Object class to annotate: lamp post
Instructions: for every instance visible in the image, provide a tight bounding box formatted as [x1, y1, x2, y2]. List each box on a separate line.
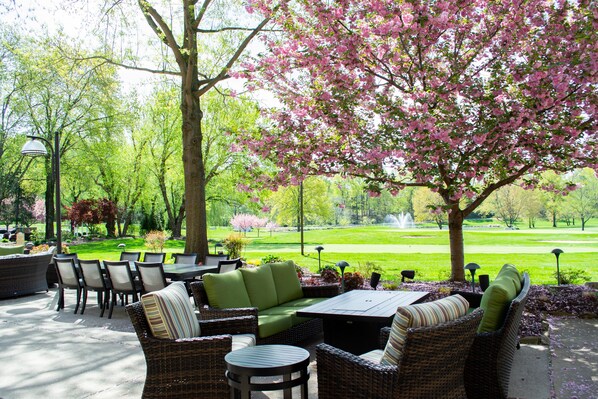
[215, 242, 223, 254]
[315, 245, 324, 273]
[464, 263, 480, 292]
[21, 132, 62, 254]
[551, 248, 564, 285]
[336, 260, 349, 293]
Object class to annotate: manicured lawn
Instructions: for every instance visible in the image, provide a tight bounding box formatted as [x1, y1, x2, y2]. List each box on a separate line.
[67, 224, 598, 285]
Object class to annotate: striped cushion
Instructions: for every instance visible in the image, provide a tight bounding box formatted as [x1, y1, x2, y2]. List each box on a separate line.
[380, 294, 469, 366]
[141, 281, 200, 339]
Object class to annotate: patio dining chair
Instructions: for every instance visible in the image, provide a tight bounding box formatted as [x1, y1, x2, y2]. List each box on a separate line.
[135, 261, 169, 293]
[54, 257, 84, 314]
[119, 251, 141, 262]
[171, 252, 198, 264]
[104, 260, 142, 319]
[78, 259, 111, 317]
[216, 258, 242, 274]
[143, 252, 166, 263]
[204, 253, 228, 266]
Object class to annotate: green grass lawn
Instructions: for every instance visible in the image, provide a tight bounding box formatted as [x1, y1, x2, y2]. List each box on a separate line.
[67, 224, 598, 285]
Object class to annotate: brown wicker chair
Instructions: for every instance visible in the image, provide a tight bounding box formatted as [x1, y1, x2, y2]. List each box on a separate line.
[0, 253, 53, 299]
[316, 308, 484, 399]
[190, 281, 339, 345]
[460, 272, 531, 399]
[126, 301, 258, 399]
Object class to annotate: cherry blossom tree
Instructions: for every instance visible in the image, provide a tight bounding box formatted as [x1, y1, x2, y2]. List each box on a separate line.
[240, 0, 598, 280]
[230, 213, 258, 235]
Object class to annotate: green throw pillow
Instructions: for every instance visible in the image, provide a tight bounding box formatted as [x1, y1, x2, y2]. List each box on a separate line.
[497, 264, 522, 292]
[203, 269, 252, 309]
[478, 275, 517, 333]
[240, 264, 279, 310]
[380, 294, 469, 366]
[269, 261, 304, 304]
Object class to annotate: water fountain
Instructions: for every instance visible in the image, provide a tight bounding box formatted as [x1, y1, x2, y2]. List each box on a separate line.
[384, 212, 415, 228]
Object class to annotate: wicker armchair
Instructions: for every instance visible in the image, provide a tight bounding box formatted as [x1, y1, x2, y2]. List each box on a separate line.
[190, 281, 338, 345]
[316, 308, 483, 399]
[459, 272, 531, 399]
[126, 301, 258, 399]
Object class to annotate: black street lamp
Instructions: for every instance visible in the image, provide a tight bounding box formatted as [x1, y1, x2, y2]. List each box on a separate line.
[215, 242, 223, 254]
[336, 260, 349, 293]
[464, 263, 480, 292]
[315, 245, 324, 273]
[21, 132, 62, 254]
[551, 248, 564, 285]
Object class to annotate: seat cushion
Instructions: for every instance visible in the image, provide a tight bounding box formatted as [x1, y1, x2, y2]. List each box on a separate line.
[231, 334, 256, 351]
[359, 349, 384, 364]
[203, 269, 252, 309]
[240, 265, 278, 311]
[141, 281, 200, 339]
[256, 314, 293, 338]
[380, 294, 469, 366]
[259, 306, 311, 326]
[478, 275, 517, 333]
[283, 297, 329, 308]
[497, 263, 522, 292]
[269, 261, 304, 304]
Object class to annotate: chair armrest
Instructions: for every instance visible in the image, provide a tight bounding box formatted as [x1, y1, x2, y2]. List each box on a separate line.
[199, 306, 258, 320]
[302, 284, 339, 298]
[316, 343, 398, 398]
[450, 290, 483, 308]
[379, 327, 391, 348]
[199, 315, 258, 336]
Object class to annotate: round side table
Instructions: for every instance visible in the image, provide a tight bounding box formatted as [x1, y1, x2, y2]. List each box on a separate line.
[225, 344, 310, 399]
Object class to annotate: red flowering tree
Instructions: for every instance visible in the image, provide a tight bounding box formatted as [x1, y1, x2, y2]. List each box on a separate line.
[240, 0, 598, 280]
[67, 198, 117, 237]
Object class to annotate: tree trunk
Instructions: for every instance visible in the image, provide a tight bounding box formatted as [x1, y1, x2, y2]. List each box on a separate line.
[581, 217, 585, 231]
[182, 78, 209, 261]
[552, 211, 557, 227]
[447, 208, 466, 282]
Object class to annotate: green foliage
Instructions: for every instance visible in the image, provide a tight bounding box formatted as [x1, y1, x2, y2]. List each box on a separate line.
[343, 272, 365, 291]
[261, 254, 285, 264]
[321, 267, 340, 283]
[355, 261, 382, 277]
[223, 233, 246, 259]
[556, 268, 592, 285]
[144, 230, 166, 252]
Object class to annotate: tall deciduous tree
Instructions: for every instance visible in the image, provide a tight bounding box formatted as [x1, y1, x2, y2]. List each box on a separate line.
[566, 168, 598, 231]
[242, 0, 598, 280]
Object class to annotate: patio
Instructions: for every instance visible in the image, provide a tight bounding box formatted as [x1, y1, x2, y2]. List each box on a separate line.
[0, 288, 594, 399]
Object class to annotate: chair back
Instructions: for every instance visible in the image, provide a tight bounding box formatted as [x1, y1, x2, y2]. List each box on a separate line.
[135, 262, 168, 293]
[55, 252, 78, 260]
[204, 254, 228, 266]
[172, 253, 198, 264]
[119, 251, 141, 262]
[79, 259, 107, 290]
[105, 260, 136, 291]
[54, 257, 80, 288]
[395, 308, 484, 398]
[143, 252, 166, 263]
[217, 258, 241, 274]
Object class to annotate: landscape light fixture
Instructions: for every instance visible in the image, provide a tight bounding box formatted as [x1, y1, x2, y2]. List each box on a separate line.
[215, 242, 223, 254]
[464, 263, 481, 292]
[551, 248, 564, 285]
[21, 132, 62, 254]
[315, 245, 324, 273]
[118, 243, 126, 252]
[336, 260, 349, 293]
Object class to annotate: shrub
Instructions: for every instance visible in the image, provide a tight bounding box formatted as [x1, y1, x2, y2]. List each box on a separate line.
[261, 254, 285, 264]
[145, 230, 166, 252]
[321, 267, 340, 283]
[223, 233, 246, 259]
[555, 268, 592, 284]
[356, 261, 382, 276]
[343, 272, 365, 291]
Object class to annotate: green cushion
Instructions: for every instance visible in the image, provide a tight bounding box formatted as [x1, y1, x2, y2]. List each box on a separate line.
[478, 275, 517, 333]
[240, 264, 279, 311]
[0, 245, 24, 255]
[282, 297, 329, 308]
[256, 314, 293, 338]
[260, 306, 311, 326]
[269, 261, 304, 304]
[380, 294, 469, 366]
[202, 270, 252, 309]
[497, 264, 522, 292]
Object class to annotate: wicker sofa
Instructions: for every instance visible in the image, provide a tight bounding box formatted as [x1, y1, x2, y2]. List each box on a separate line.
[453, 264, 531, 399]
[191, 261, 338, 345]
[0, 252, 54, 299]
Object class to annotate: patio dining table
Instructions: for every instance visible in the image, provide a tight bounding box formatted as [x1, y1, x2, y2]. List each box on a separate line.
[100, 261, 218, 281]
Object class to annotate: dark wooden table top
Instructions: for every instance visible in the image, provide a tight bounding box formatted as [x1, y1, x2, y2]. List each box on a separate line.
[225, 344, 310, 376]
[296, 289, 430, 323]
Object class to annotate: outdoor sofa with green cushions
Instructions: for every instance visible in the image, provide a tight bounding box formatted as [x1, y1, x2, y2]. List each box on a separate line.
[452, 263, 531, 399]
[190, 261, 339, 345]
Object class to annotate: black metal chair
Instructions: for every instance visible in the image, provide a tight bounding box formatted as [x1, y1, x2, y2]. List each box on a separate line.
[216, 258, 242, 274]
[78, 259, 111, 317]
[172, 253, 198, 264]
[135, 262, 169, 293]
[204, 254, 228, 266]
[143, 252, 166, 263]
[119, 251, 141, 262]
[54, 257, 83, 314]
[104, 260, 142, 319]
